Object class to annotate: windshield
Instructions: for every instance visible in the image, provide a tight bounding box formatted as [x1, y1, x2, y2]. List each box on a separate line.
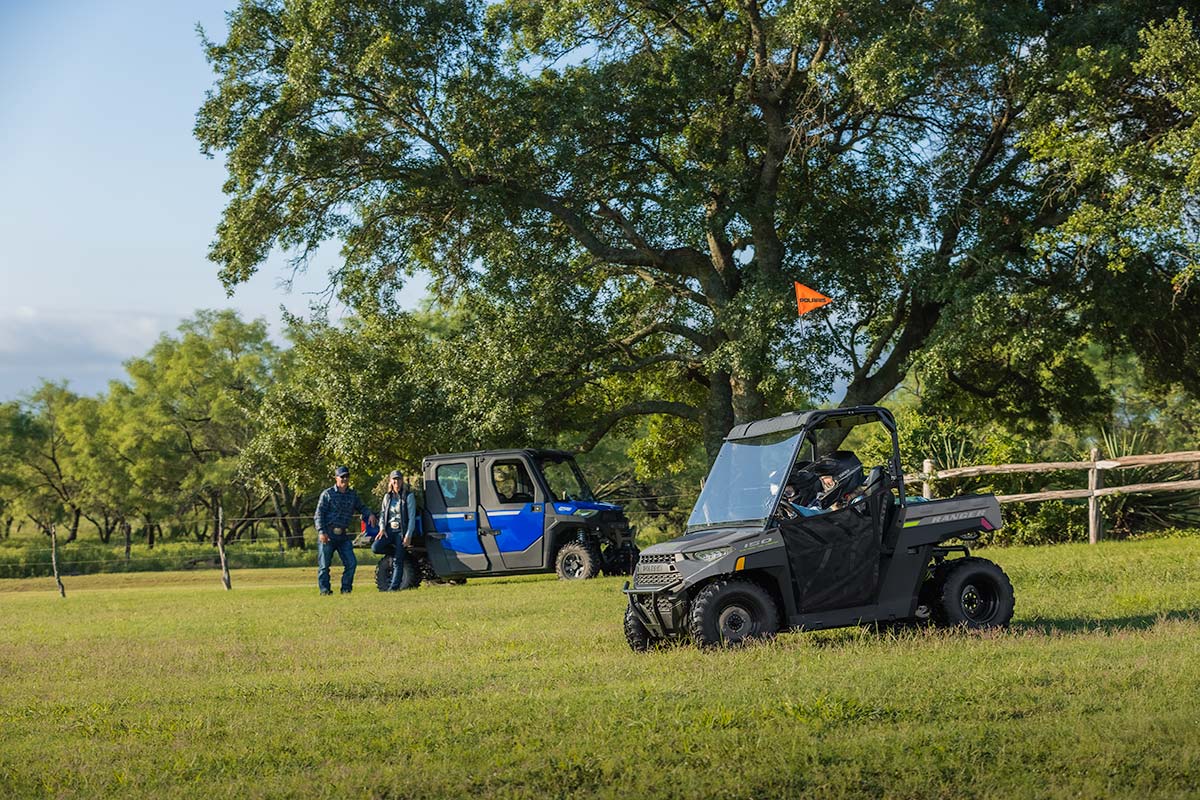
[537, 456, 596, 502]
[687, 430, 804, 530]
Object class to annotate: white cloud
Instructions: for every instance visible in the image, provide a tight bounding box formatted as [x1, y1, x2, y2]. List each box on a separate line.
[0, 306, 183, 398]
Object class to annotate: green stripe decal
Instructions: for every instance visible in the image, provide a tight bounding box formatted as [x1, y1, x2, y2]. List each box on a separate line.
[903, 520, 920, 527]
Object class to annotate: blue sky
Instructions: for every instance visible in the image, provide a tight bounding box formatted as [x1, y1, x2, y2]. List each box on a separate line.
[0, 1, 425, 400]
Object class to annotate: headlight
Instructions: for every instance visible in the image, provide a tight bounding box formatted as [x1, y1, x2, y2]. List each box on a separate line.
[573, 508, 599, 518]
[687, 546, 731, 562]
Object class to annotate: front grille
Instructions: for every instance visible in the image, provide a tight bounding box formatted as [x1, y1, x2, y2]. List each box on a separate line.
[634, 571, 678, 588]
[634, 552, 679, 589]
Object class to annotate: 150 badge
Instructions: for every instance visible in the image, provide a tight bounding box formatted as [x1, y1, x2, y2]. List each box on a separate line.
[739, 535, 777, 551]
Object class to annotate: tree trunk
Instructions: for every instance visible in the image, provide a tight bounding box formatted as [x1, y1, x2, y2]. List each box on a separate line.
[730, 370, 768, 425]
[2, 516, 12, 539]
[276, 482, 306, 549]
[50, 524, 66, 598]
[146, 519, 155, 549]
[100, 517, 115, 544]
[210, 492, 222, 547]
[217, 505, 232, 590]
[270, 487, 290, 550]
[123, 521, 132, 563]
[64, 508, 80, 543]
[703, 370, 736, 461]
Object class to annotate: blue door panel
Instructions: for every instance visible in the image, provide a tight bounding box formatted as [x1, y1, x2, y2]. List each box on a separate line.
[486, 505, 545, 553]
[431, 512, 482, 554]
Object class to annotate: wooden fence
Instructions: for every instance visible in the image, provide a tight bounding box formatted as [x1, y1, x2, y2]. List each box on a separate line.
[905, 449, 1200, 544]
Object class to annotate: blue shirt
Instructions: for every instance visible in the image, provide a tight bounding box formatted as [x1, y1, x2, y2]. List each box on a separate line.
[314, 485, 372, 535]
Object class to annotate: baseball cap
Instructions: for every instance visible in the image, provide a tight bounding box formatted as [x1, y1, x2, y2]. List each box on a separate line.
[334, 466, 350, 477]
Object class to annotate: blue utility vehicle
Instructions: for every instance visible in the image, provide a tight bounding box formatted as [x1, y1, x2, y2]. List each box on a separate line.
[377, 449, 637, 588]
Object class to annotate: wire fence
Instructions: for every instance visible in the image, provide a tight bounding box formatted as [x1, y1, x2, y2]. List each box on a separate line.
[2, 488, 705, 589]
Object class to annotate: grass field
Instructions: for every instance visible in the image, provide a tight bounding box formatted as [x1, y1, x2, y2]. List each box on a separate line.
[3, 538, 1200, 799]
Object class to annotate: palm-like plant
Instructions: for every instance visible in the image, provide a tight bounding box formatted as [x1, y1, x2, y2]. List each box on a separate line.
[1100, 429, 1200, 536]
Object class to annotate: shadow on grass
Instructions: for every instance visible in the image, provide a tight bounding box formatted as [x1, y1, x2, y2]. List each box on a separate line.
[805, 609, 1200, 647]
[1013, 608, 1200, 635]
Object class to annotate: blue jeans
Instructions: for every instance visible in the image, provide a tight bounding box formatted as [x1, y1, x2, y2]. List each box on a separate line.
[317, 533, 357, 593]
[371, 533, 409, 590]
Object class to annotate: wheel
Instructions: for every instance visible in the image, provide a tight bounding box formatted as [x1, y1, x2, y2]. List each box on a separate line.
[375, 557, 393, 592]
[931, 557, 1015, 629]
[399, 557, 421, 590]
[374, 554, 421, 591]
[602, 542, 639, 576]
[555, 540, 601, 580]
[687, 578, 779, 647]
[624, 603, 660, 652]
[415, 556, 465, 585]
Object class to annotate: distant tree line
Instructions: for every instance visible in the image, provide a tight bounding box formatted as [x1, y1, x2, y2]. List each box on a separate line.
[0, 307, 705, 550]
[2, 299, 1197, 553]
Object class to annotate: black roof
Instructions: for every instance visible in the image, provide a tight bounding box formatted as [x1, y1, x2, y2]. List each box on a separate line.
[725, 405, 896, 441]
[423, 448, 575, 463]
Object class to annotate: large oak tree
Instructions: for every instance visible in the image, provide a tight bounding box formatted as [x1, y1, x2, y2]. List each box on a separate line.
[197, 0, 1197, 457]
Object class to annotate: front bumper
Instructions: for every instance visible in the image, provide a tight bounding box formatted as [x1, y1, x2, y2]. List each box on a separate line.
[624, 581, 687, 638]
[624, 549, 730, 638]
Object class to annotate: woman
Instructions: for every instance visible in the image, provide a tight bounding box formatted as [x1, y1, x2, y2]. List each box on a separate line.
[372, 470, 419, 590]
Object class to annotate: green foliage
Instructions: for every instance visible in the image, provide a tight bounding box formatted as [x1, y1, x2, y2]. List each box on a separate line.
[849, 407, 1026, 477]
[997, 501, 1090, 547]
[195, 0, 1200, 460]
[114, 310, 281, 529]
[1023, 10, 1200, 288]
[1099, 428, 1200, 536]
[8, 383, 86, 534]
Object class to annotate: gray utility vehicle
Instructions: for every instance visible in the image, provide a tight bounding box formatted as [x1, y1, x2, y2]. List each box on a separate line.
[375, 448, 637, 590]
[623, 406, 1015, 648]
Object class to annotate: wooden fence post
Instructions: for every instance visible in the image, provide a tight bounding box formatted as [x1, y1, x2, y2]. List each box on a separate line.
[49, 523, 66, 598]
[1088, 447, 1104, 544]
[922, 459, 934, 499]
[217, 506, 232, 590]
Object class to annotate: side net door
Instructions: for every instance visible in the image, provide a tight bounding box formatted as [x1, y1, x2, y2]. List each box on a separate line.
[779, 498, 882, 613]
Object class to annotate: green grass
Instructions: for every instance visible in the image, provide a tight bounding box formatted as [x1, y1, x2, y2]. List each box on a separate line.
[2, 538, 1200, 799]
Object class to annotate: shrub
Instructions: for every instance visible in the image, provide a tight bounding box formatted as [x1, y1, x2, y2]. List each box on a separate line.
[987, 500, 1088, 546]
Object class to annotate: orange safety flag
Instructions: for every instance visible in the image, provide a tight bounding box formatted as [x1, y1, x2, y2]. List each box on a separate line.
[794, 282, 832, 316]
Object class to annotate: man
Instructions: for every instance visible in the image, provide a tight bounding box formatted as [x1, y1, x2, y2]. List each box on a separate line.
[371, 470, 419, 591]
[314, 466, 377, 595]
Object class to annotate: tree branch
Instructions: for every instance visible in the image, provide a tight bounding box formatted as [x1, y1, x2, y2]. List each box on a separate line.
[572, 400, 702, 453]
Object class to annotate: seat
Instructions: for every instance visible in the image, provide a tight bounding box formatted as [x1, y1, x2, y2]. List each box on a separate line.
[862, 466, 885, 497]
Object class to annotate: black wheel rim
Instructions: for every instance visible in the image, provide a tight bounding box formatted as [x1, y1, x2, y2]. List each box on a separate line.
[960, 580, 999, 623]
[717, 602, 757, 643]
[563, 552, 584, 578]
